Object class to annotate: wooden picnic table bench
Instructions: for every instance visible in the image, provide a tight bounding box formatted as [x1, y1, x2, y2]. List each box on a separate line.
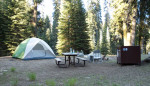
[76, 57, 87, 66]
[55, 58, 68, 68]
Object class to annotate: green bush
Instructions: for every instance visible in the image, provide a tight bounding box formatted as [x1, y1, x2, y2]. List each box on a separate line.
[46, 80, 56, 86]
[27, 72, 36, 81]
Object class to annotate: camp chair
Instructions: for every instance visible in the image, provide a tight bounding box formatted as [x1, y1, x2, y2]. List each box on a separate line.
[90, 50, 102, 63]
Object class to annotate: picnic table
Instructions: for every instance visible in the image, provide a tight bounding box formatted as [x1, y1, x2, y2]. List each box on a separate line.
[62, 53, 78, 66]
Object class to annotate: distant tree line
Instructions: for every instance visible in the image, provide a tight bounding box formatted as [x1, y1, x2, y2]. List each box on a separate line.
[0, 0, 51, 56]
[0, 0, 149, 56]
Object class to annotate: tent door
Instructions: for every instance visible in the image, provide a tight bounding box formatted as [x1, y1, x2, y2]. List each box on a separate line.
[32, 50, 45, 57]
[32, 43, 46, 57]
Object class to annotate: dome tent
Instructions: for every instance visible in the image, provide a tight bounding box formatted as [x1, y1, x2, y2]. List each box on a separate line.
[12, 38, 55, 60]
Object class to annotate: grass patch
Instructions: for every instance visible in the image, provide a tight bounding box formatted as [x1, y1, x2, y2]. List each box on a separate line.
[75, 75, 110, 86]
[64, 78, 77, 86]
[112, 83, 120, 86]
[10, 67, 16, 72]
[0, 74, 7, 84]
[27, 72, 36, 81]
[45, 80, 56, 86]
[29, 83, 43, 86]
[10, 78, 18, 86]
[0, 70, 9, 84]
[3, 72, 7, 76]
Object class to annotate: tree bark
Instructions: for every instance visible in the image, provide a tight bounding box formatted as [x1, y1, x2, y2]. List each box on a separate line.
[123, 0, 137, 46]
[33, 2, 37, 37]
[123, 0, 132, 46]
[123, 22, 128, 46]
[130, 0, 137, 46]
[140, 37, 144, 54]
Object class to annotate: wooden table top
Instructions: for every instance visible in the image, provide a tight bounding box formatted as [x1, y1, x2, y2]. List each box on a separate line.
[62, 53, 78, 56]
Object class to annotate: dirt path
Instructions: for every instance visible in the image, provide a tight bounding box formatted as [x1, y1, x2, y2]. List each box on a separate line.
[0, 56, 150, 86]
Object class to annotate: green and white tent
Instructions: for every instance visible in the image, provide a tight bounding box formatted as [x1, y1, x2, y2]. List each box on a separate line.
[12, 38, 56, 60]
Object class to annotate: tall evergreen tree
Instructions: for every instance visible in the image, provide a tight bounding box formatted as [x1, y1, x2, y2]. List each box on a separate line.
[0, 0, 12, 56]
[111, 0, 137, 45]
[101, 12, 109, 55]
[9, 0, 33, 54]
[103, 0, 111, 54]
[101, 25, 108, 55]
[87, 0, 102, 50]
[110, 0, 150, 54]
[50, 0, 61, 54]
[137, 0, 150, 53]
[43, 16, 51, 45]
[110, 0, 127, 54]
[56, 0, 90, 54]
[0, 0, 33, 56]
[45, 16, 51, 30]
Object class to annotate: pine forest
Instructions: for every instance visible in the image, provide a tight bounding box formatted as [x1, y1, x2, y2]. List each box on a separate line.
[0, 0, 150, 56]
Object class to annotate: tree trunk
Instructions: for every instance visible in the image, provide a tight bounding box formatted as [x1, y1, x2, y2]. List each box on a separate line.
[33, 2, 37, 37]
[123, 0, 137, 46]
[130, 0, 137, 46]
[123, 22, 130, 46]
[123, 0, 132, 46]
[144, 42, 146, 54]
[140, 37, 144, 54]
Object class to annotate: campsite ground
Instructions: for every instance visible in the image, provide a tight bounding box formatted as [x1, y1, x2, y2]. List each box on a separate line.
[0, 55, 150, 86]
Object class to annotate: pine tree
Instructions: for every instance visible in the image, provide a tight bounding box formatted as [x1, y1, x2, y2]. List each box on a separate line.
[45, 16, 51, 42]
[9, 0, 33, 54]
[0, 0, 12, 56]
[87, 0, 102, 50]
[56, 0, 90, 54]
[43, 16, 51, 45]
[110, 0, 127, 54]
[0, 0, 33, 56]
[111, 0, 138, 46]
[101, 28, 108, 55]
[137, 0, 150, 53]
[101, 13, 109, 55]
[50, 0, 61, 54]
[99, 0, 110, 55]
[110, 0, 138, 54]
[70, 0, 91, 53]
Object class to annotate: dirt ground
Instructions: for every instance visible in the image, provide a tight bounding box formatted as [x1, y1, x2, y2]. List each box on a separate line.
[0, 55, 150, 86]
